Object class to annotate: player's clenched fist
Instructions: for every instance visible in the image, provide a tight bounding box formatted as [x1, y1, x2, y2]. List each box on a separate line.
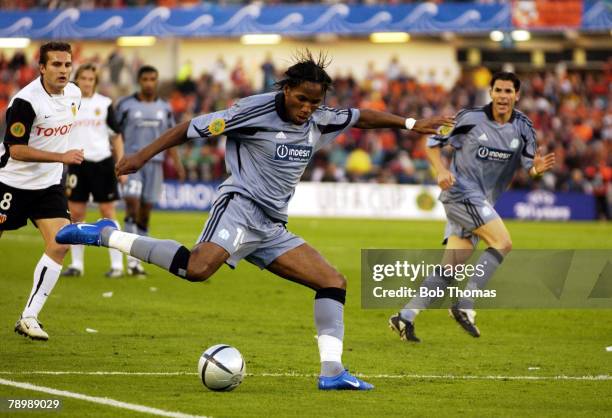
[62, 149, 84, 165]
[115, 154, 145, 176]
[437, 168, 455, 190]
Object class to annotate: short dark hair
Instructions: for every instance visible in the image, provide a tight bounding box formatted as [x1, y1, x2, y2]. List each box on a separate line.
[276, 50, 332, 93]
[39, 42, 72, 66]
[137, 65, 158, 79]
[74, 63, 99, 87]
[490, 71, 521, 92]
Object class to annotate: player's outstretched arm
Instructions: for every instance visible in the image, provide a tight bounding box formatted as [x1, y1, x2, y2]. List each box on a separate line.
[116, 120, 189, 176]
[529, 147, 556, 178]
[354, 109, 454, 134]
[9, 144, 84, 165]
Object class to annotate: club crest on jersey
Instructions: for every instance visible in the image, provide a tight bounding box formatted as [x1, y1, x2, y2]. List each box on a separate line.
[477, 146, 513, 162]
[438, 125, 452, 136]
[95, 108, 101, 116]
[9, 122, 25, 138]
[208, 118, 225, 136]
[274, 144, 313, 162]
[510, 138, 520, 149]
[71, 102, 77, 117]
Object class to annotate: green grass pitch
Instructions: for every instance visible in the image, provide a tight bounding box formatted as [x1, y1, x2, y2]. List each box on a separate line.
[1, 213, 610, 417]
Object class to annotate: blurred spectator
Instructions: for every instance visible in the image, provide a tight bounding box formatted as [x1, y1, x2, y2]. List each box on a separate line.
[261, 53, 276, 93]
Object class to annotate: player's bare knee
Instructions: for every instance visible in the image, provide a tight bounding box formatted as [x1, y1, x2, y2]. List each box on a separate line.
[47, 243, 69, 261]
[325, 271, 346, 289]
[185, 263, 214, 282]
[185, 246, 218, 282]
[99, 207, 115, 220]
[491, 238, 512, 254]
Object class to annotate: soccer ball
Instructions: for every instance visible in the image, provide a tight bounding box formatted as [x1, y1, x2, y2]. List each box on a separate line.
[198, 344, 245, 391]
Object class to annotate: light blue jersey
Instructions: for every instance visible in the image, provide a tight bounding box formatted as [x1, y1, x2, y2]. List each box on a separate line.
[428, 103, 536, 205]
[188, 92, 360, 221]
[115, 94, 175, 163]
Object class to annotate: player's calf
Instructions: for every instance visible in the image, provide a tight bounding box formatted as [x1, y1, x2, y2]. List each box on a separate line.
[56, 220, 227, 282]
[185, 243, 229, 282]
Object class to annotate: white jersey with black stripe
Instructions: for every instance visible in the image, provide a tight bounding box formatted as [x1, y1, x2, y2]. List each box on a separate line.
[69, 92, 117, 163]
[0, 77, 81, 190]
[187, 92, 360, 221]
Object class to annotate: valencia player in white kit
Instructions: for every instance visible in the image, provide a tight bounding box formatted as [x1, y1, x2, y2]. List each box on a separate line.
[61, 63, 125, 278]
[0, 42, 83, 340]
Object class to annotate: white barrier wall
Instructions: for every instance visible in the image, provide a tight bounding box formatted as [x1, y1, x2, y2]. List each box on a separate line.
[288, 182, 445, 220]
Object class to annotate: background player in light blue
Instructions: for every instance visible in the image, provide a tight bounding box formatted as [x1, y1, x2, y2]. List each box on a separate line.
[115, 65, 185, 276]
[390, 72, 556, 342]
[58, 51, 453, 390]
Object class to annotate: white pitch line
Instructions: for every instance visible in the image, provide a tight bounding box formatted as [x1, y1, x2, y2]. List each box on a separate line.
[0, 371, 609, 381]
[0, 378, 209, 418]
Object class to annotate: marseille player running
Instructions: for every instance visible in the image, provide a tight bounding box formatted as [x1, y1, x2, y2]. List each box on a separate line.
[389, 72, 555, 342]
[0, 42, 82, 340]
[61, 63, 125, 278]
[57, 51, 452, 389]
[114, 65, 185, 276]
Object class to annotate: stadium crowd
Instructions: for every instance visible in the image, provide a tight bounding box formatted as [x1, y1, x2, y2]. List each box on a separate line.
[0, 50, 610, 218]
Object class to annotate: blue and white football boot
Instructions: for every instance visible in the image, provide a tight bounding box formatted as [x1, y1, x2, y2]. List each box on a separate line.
[318, 370, 374, 391]
[56, 218, 117, 246]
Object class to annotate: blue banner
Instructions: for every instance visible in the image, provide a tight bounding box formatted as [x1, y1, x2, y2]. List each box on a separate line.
[495, 190, 597, 221]
[0, 1, 607, 40]
[156, 181, 221, 211]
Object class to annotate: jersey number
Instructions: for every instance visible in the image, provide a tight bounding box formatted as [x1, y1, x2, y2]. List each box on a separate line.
[126, 180, 143, 196]
[233, 227, 245, 248]
[0, 193, 13, 210]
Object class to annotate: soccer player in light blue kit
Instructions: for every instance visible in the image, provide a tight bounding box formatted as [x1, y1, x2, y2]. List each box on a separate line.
[389, 72, 556, 342]
[115, 65, 185, 276]
[57, 52, 452, 390]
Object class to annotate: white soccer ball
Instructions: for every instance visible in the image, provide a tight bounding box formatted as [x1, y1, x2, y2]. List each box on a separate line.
[198, 344, 245, 391]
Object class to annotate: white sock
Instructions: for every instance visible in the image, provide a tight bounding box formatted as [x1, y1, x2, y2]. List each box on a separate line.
[317, 334, 343, 363]
[107, 219, 124, 270]
[22, 253, 62, 319]
[123, 218, 141, 268]
[109, 249, 124, 270]
[70, 244, 84, 271]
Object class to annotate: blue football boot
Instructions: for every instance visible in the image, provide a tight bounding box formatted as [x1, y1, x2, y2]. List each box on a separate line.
[56, 219, 117, 246]
[318, 370, 374, 391]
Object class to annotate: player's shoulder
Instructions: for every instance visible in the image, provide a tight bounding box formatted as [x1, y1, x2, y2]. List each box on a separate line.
[10, 77, 44, 105]
[455, 106, 486, 122]
[220, 93, 276, 121]
[234, 92, 276, 110]
[312, 105, 351, 124]
[157, 97, 173, 111]
[115, 93, 138, 109]
[512, 109, 533, 127]
[92, 92, 112, 106]
[65, 81, 81, 99]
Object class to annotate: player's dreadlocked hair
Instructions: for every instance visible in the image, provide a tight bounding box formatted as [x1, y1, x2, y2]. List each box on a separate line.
[276, 50, 332, 93]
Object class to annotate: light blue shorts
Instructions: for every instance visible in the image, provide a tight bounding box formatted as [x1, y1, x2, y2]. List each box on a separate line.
[196, 193, 304, 269]
[442, 198, 501, 246]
